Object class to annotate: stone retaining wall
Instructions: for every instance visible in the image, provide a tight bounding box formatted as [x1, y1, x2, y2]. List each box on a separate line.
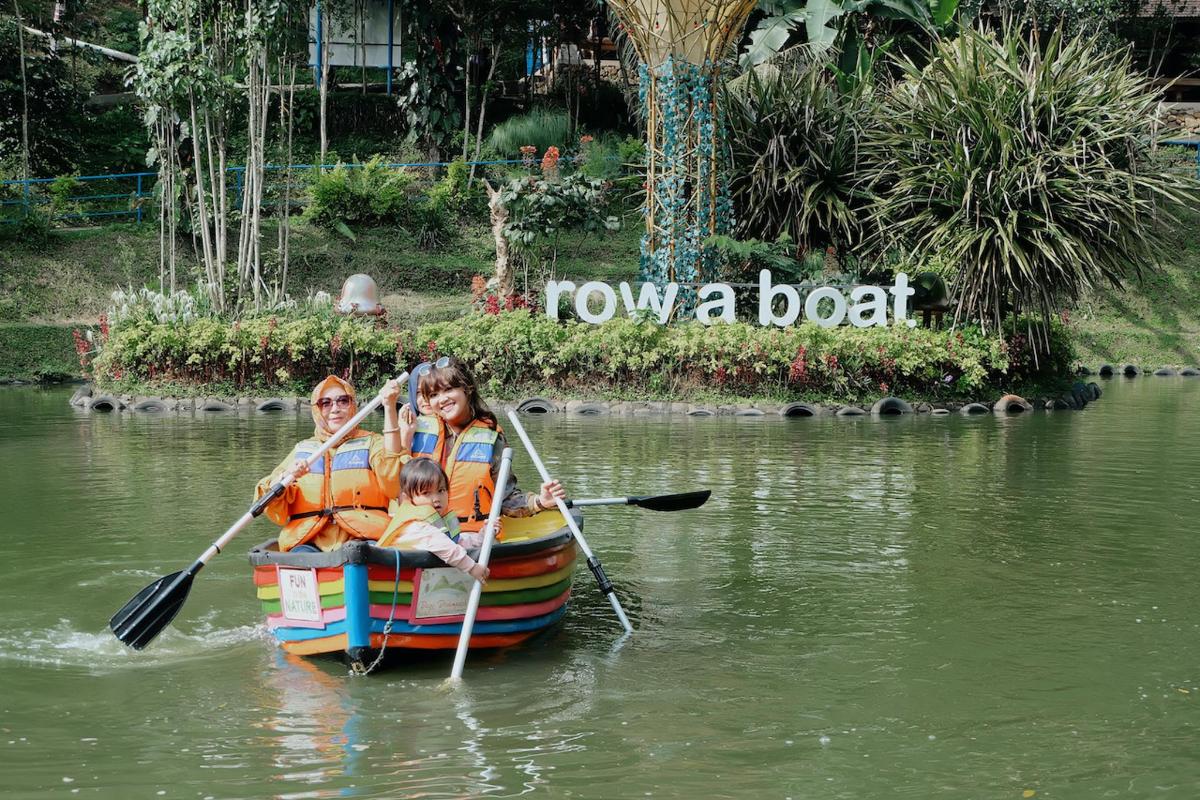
[70, 365, 1200, 417]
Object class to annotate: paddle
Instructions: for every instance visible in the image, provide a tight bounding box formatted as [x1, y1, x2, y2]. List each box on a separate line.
[505, 410, 634, 634]
[565, 490, 711, 512]
[449, 447, 514, 681]
[109, 372, 409, 650]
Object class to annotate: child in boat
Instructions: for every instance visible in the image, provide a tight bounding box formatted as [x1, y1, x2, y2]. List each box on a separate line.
[399, 357, 565, 534]
[378, 458, 490, 583]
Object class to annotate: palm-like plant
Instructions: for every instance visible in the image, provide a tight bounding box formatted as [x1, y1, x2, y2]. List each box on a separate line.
[724, 58, 875, 252]
[866, 23, 1200, 335]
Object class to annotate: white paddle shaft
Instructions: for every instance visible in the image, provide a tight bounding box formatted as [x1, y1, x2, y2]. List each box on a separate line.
[505, 411, 633, 634]
[450, 447, 514, 680]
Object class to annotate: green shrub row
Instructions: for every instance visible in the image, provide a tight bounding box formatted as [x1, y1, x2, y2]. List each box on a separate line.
[90, 310, 1072, 401]
[0, 324, 87, 381]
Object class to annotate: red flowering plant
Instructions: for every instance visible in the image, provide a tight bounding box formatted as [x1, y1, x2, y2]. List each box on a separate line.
[469, 274, 540, 316]
[541, 146, 561, 180]
[519, 145, 538, 170]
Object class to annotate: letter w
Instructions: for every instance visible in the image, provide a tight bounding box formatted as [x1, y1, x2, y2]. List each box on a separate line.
[619, 282, 679, 324]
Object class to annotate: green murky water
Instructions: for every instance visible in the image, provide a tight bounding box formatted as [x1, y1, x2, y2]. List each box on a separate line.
[1, 379, 1199, 799]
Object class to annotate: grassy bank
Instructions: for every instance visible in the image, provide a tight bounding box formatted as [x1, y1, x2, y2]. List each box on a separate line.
[0, 324, 85, 381]
[0, 217, 642, 326]
[1070, 214, 1200, 368]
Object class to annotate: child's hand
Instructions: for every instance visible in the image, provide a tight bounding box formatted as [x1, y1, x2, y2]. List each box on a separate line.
[286, 459, 309, 481]
[469, 563, 490, 584]
[538, 480, 566, 510]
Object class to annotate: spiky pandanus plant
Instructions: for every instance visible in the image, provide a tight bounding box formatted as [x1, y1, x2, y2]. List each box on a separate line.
[866, 23, 1200, 346]
[724, 59, 875, 253]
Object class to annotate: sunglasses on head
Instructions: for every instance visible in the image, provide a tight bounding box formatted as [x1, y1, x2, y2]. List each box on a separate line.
[415, 356, 451, 378]
[316, 394, 352, 411]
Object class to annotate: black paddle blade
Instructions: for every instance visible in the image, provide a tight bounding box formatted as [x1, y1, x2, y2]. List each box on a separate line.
[109, 570, 194, 650]
[631, 490, 711, 512]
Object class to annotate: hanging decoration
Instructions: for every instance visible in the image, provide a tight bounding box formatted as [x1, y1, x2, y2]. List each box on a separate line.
[607, 0, 757, 290]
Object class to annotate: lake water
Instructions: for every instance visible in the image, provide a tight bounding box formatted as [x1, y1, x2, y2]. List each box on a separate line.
[1, 379, 1198, 799]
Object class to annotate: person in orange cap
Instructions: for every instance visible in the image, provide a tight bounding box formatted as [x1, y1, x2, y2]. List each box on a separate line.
[255, 375, 404, 552]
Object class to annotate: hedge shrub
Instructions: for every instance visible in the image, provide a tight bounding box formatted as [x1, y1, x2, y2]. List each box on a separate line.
[91, 310, 1071, 401]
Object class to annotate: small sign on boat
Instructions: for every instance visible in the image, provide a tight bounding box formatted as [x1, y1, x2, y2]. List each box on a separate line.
[277, 567, 322, 623]
[411, 568, 475, 623]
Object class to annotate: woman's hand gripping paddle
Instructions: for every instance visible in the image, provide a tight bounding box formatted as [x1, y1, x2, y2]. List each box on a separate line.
[108, 372, 410, 650]
[505, 410, 634, 634]
[565, 490, 711, 512]
[448, 447, 514, 681]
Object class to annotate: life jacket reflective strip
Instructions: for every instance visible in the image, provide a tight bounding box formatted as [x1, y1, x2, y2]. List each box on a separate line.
[377, 500, 462, 548]
[411, 415, 444, 460]
[278, 434, 391, 551]
[444, 421, 500, 533]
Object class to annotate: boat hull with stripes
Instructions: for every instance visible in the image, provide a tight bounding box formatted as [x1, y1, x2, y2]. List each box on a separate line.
[248, 510, 578, 659]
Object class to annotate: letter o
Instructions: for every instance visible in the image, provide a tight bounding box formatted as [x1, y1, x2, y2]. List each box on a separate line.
[804, 287, 848, 328]
[576, 281, 617, 324]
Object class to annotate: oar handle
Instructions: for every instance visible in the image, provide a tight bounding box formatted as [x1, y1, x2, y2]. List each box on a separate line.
[505, 410, 633, 634]
[450, 447, 513, 680]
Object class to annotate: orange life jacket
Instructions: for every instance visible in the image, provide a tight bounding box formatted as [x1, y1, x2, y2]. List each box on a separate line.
[410, 414, 446, 461]
[377, 500, 462, 548]
[277, 434, 391, 551]
[417, 417, 501, 534]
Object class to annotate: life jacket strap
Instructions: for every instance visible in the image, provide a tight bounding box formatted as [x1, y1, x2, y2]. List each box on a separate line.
[291, 505, 387, 521]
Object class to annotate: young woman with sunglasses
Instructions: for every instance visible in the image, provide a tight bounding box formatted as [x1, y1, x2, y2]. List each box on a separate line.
[397, 358, 565, 536]
[254, 375, 405, 552]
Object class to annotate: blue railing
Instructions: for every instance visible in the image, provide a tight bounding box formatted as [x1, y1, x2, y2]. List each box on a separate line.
[0, 159, 534, 225]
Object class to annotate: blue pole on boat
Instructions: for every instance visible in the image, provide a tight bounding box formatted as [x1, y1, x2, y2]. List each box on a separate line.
[343, 562, 371, 652]
[386, 0, 394, 96]
[135, 174, 143, 223]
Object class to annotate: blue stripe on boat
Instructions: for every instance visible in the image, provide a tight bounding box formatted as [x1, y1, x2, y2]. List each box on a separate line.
[270, 605, 568, 642]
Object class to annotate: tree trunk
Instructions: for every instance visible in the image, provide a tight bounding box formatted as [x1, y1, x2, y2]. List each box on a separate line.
[319, 7, 330, 164]
[13, 1, 31, 198]
[468, 41, 499, 187]
[484, 180, 513, 295]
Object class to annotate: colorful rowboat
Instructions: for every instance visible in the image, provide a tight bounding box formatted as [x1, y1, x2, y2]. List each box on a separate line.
[248, 510, 579, 662]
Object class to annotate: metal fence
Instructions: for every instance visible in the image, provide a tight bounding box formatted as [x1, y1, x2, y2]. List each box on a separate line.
[3, 142, 1196, 227]
[0, 159, 535, 226]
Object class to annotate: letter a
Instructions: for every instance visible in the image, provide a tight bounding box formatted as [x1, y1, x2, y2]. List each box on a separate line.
[848, 286, 888, 328]
[696, 283, 736, 325]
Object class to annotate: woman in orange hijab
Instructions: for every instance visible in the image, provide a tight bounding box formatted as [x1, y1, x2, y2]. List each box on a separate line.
[255, 375, 404, 552]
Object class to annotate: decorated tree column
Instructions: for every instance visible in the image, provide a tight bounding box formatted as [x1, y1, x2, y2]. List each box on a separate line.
[608, 1, 756, 288]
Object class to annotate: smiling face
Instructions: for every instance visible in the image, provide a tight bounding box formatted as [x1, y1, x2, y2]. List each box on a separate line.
[428, 385, 471, 429]
[317, 386, 354, 432]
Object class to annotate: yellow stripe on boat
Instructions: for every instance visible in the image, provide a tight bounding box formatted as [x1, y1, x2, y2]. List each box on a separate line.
[367, 562, 575, 593]
[501, 510, 568, 542]
[257, 578, 344, 601]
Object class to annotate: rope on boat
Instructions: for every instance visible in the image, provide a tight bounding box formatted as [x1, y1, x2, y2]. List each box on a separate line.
[350, 549, 401, 677]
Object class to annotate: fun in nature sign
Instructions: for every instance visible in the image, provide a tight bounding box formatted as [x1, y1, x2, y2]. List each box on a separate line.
[546, 271, 919, 328]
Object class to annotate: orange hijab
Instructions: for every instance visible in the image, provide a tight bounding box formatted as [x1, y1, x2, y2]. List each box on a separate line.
[309, 375, 367, 443]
